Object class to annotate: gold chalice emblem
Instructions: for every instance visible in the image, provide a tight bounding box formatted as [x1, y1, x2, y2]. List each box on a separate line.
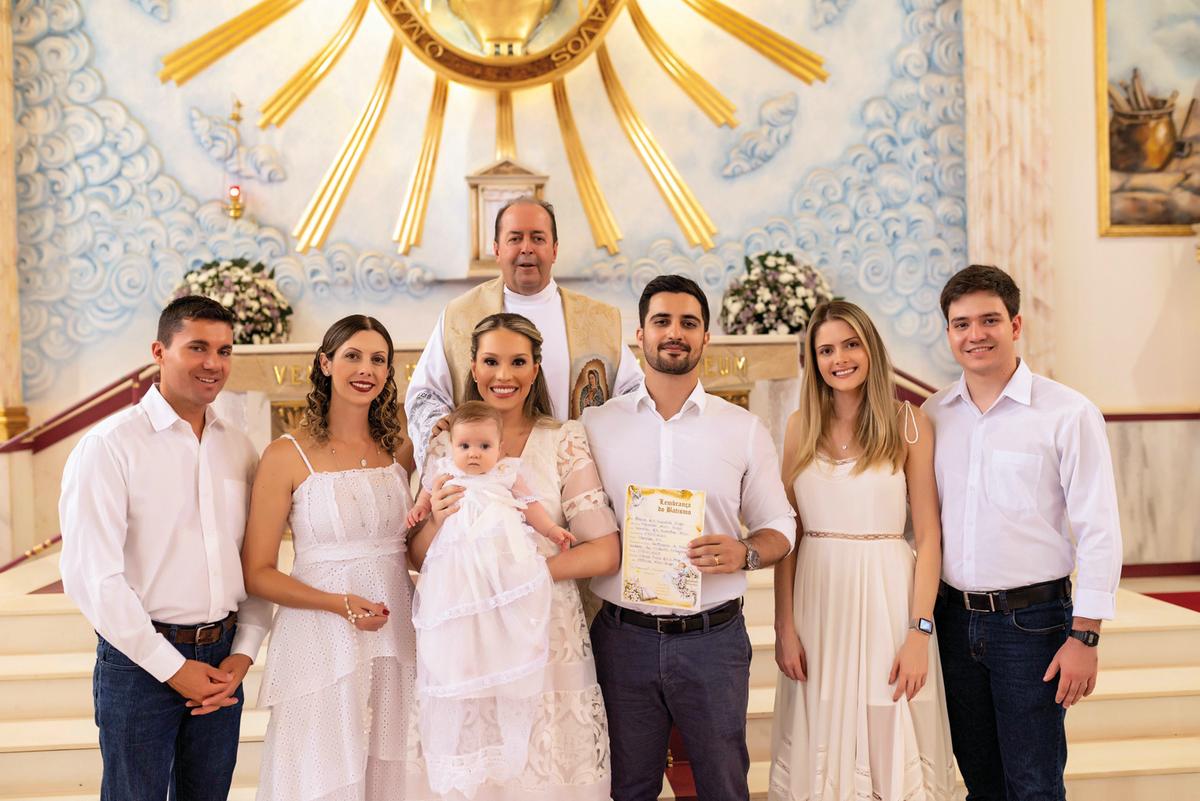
[449, 0, 556, 56]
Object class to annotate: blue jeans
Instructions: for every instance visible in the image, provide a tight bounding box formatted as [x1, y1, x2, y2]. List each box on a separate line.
[93, 624, 244, 801]
[934, 594, 1071, 801]
[591, 604, 752, 801]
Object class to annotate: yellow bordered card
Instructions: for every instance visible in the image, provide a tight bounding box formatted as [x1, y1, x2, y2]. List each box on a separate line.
[620, 485, 705, 612]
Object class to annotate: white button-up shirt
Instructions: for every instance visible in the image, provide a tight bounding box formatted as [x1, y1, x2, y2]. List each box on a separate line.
[923, 360, 1122, 620]
[584, 381, 796, 614]
[59, 385, 272, 682]
[405, 280, 644, 466]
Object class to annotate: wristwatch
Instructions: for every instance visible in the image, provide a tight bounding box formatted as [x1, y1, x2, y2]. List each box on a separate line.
[1068, 629, 1100, 647]
[909, 617, 934, 635]
[741, 540, 761, 571]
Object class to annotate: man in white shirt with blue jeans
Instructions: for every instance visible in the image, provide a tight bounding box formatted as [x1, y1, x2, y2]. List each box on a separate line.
[60, 296, 272, 801]
[923, 265, 1122, 801]
[583, 275, 796, 801]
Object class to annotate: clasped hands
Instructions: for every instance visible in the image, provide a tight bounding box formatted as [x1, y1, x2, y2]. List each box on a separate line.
[171, 653, 252, 717]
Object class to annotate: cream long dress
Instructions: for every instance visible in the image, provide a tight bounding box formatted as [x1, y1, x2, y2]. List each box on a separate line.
[768, 454, 956, 801]
[423, 419, 615, 801]
[256, 435, 431, 801]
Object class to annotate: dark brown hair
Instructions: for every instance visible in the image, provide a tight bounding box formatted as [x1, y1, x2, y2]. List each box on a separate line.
[157, 295, 234, 346]
[638, 274, 711, 330]
[939, 264, 1021, 321]
[300, 315, 405, 456]
[465, 313, 555, 422]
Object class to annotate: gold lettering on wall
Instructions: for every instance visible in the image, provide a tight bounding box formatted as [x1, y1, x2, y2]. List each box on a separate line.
[273, 363, 314, 385]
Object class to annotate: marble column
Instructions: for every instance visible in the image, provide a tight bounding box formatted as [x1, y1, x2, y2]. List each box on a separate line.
[0, 4, 31, 561]
[963, 0, 1055, 375]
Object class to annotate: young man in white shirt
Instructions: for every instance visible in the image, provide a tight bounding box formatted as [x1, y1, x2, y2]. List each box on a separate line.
[923, 265, 1122, 801]
[583, 275, 796, 801]
[60, 296, 272, 801]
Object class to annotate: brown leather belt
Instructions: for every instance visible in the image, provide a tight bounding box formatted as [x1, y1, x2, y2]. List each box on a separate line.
[152, 611, 237, 645]
[602, 598, 743, 634]
[938, 577, 1071, 614]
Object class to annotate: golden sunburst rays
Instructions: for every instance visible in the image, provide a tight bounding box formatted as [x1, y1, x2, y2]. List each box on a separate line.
[158, 2, 828, 257]
[393, 77, 450, 255]
[159, 0, 307, 86]
[676, 0, 828, 84]
[496, 90, 516, 161]
[596, 45, 716, 250]
[552, 79, 622, 254]
[626, 0, 737, 127]
[292, 39, 404, 252]
[259, 0, 370, 128]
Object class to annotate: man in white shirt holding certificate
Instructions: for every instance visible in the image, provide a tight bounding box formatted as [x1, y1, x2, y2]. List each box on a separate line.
[923, 265, 1122, 801]
[60, 296, 272, 801]
[583, 275, 796, 801]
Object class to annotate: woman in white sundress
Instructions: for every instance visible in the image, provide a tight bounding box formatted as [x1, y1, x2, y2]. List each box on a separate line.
[769, 301, 955, 801]
[409, 312, 620, 801]
[242, 315, 431, 801]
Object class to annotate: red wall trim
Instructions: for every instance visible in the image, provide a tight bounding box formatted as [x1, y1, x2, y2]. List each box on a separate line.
[1104, 412, 1200, 423]
[1122, 562, 1200, 578]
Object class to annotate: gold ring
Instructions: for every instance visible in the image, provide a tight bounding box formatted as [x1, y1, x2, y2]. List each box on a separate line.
[714, 554, 720, 566]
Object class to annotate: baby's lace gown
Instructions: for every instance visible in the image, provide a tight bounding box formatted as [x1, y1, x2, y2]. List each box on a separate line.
[413, 456, 554, 797]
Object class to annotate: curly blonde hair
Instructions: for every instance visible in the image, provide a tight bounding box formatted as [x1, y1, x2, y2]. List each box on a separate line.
[300, 315, 406, 456]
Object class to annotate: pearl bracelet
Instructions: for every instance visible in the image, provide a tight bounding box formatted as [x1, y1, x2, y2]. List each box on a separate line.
[343, 593, 370, 624]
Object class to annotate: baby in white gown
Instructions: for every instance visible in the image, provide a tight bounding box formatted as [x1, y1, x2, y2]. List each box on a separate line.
[407, 402, 573, 798]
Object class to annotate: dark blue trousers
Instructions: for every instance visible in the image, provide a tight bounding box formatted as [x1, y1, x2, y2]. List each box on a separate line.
[591, 604, 752, 801]
[934, 595, 1071, 801]
[93, 624, 243, 801]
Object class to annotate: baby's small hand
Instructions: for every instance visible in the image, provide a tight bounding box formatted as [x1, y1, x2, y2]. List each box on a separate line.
[406, 502, 431, 528]
[547, 525, 576, 551]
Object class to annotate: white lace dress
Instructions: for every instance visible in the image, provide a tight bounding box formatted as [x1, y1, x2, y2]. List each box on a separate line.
[422, 420, 616, 801]
[256, 435, 431, 801]
[413, 455, 555, 797]
[768, 455, 955, 801]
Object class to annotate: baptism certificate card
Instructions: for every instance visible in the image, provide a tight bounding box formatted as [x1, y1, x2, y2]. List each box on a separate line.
[620, 485, 706, 611]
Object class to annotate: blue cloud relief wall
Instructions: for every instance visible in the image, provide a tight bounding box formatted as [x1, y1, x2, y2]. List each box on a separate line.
[15, 0, 965, 399]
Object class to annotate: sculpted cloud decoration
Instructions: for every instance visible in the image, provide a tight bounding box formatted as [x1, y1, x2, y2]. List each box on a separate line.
[13, 0, 432, 397]
[189, 108, 288, 184]
[722, 94, 799, 179]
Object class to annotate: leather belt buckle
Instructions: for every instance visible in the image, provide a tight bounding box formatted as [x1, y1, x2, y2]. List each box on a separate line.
[964, 591, 997, 612]
[194, 622, 221, 645]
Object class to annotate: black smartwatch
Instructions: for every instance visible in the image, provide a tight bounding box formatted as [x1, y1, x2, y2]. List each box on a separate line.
[1068, 629, 1100, 647]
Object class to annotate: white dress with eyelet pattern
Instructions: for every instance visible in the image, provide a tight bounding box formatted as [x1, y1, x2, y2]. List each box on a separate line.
[421, 420, 615, 801]
[768, 455, 956, 801]
[256, 435, 432, 801]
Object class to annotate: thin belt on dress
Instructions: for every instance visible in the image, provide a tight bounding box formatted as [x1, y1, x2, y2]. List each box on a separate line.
[804, 530, 906, 540]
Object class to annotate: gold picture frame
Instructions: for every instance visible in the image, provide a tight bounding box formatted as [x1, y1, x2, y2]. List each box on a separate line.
[1094, 0, 1200, 236]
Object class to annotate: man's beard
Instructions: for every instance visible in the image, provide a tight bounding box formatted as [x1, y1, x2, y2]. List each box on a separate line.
[645, 342, 701, 375]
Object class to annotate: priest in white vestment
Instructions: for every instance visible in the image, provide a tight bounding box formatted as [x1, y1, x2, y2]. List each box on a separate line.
[405, 197, 643, 465]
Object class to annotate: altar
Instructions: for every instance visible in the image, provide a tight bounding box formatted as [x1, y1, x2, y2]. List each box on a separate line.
[217, 335, 802, 455]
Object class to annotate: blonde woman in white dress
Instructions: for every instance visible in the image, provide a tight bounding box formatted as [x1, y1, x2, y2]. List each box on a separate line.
[242, 315, 431, 801]
[769, 301, 955, 801]
[410, 312, 620, 801]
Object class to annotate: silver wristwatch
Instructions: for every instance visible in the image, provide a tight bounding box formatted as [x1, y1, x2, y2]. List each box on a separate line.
[741, 540, 761, 571]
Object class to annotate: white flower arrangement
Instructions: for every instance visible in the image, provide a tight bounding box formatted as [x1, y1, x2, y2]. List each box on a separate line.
[173, 258, 293, 345]
[719, 251, 834, 335]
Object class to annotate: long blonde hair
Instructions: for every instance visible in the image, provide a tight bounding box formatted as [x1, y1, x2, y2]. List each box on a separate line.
[464, 313, 555, 422]
[785, 301, 905, 483]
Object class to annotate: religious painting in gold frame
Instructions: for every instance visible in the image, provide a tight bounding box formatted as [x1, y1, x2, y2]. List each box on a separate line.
[1094, 0, 1200, 236]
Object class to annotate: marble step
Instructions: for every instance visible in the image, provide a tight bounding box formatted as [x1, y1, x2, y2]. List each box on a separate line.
[744, 736, 1200, 799]
[0, 651, 266, 720]
[0, 712, 268, 797]
[746, 665, 1200, 761]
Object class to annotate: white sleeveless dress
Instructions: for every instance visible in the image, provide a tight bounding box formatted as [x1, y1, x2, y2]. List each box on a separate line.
[413, 455, 554, 797]
[768, 455, 956, 801]
[256, 435, 431, 801]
